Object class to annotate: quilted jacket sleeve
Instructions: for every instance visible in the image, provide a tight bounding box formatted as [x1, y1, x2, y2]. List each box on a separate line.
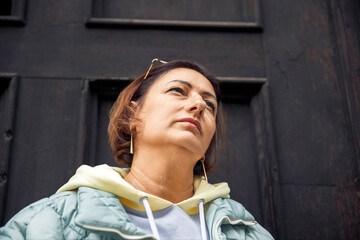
[228, 221, 274, 240]
[0, 198, 51, 239]
[0, 192, 76, 240]
[206, 198, 275, 240]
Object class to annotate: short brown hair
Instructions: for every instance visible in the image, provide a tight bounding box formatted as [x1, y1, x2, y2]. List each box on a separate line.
[108, 60, 222, 174]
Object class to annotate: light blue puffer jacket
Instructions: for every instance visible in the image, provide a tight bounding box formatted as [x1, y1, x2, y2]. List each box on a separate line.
[0, 187, 274, 239]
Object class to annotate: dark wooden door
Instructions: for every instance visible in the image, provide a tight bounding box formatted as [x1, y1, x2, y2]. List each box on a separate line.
[0, 1, 359, 239]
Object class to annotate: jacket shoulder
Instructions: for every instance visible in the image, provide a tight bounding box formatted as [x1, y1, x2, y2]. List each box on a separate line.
[0, 191, 82, 239]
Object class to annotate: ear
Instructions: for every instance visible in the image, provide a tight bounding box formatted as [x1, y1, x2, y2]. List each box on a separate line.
[129, 101, 140, 128]
[130, 100, 137, 108]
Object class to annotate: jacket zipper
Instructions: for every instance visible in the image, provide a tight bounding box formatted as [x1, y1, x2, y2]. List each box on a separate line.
[215, 216, 256, 240]
[81, 224, 156, 240]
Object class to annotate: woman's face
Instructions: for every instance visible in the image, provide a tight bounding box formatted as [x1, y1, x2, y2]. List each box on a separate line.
[133, 68, 217, 160]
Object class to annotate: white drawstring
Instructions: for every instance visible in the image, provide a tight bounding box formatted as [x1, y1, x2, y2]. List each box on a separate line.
[197, 199, 207, 240]
[140, 197, 160, 240]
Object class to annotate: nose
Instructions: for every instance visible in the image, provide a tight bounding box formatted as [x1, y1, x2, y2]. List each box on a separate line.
[186, 96, 206, 117]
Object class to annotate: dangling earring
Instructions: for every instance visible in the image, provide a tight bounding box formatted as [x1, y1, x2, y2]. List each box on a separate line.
[130, 133, 134, 154]
[200, 156, 208, 183]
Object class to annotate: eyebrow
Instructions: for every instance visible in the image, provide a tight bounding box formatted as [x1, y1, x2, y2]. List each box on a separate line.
[167, 80, 217, 101]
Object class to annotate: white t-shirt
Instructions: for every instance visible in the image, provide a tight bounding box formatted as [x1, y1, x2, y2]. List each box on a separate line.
[124, 205, 209, 240]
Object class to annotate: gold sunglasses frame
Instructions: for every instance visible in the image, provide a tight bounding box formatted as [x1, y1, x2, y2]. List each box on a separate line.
[144, 58, 167, 80]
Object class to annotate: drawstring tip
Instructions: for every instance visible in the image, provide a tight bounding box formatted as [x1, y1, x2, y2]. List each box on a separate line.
[140, 196, 160, 240]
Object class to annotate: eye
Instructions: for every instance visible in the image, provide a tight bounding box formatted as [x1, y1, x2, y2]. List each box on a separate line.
[168, 87, 184, 95]
[206, 101, 216, 112]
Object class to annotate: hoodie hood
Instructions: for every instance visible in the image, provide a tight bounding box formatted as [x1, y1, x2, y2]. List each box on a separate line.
[57, 164, 230, 214]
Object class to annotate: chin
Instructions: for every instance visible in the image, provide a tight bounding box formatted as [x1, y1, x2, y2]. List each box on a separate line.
[171, 137, 205, 154]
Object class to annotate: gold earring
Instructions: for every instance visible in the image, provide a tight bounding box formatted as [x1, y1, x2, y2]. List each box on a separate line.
[130, 133, 134, 154]
[200, 157, 208, 183]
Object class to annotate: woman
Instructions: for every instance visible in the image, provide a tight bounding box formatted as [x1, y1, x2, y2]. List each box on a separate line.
[0, 59, 274, 239]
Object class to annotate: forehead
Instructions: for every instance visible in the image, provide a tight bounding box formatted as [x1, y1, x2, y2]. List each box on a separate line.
[154, 68, 215, 93]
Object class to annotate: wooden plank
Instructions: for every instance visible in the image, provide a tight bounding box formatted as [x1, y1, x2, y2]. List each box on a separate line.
[251, 82, 283, 237]
[0, 25, 265, 79]
[261, 0, 360, 239]
[328, 0, 360, 176]
[3, 78, 82, 223]
[89, 0, 262, 29]
[0, 74, 18, 224]
[85, 18, 262, 31]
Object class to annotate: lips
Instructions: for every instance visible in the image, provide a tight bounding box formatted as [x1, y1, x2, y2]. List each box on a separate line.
[178, 118, 202, 133]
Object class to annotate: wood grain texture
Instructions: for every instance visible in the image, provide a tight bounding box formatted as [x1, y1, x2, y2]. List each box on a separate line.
[95, 0, 259, 21]
[262, 0, 359, 239]
[0, 74, 18, 223]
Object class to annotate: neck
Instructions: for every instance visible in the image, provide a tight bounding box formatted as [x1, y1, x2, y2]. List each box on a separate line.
[124, 146, 199, 203]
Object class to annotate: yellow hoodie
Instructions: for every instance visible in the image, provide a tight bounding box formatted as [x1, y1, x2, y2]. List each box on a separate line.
[57, 164, 231, 215]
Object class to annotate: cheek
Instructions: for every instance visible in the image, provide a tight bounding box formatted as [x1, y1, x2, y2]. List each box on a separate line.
[211, 126, 216, 140]
[206, 121, 216, 141]
[138, 105, 175, 131]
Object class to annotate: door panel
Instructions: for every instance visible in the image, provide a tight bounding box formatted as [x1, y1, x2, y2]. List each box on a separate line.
[0, 0, 359, 239]
[3, 78, 82, 221]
